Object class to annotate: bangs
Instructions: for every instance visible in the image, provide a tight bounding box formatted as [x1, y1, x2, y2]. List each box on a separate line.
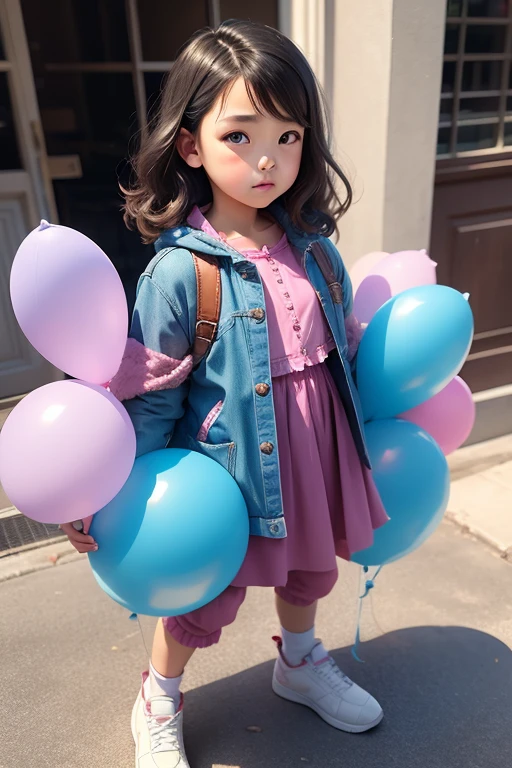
[219, 65, 311, 128]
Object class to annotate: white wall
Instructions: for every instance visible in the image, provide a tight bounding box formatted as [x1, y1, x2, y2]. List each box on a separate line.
[283, 0, 446, 267]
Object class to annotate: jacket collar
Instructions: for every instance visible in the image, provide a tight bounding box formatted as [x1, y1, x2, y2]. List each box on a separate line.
[154, 199, 323, 261]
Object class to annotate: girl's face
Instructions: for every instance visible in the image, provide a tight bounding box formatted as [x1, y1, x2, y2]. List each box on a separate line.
[179, 77, 305, 209]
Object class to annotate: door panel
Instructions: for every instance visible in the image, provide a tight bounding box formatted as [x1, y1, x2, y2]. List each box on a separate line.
[0, 0, 61, 398]
[430, 164, 512, 392]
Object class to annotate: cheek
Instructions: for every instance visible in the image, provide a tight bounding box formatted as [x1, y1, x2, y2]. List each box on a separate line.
[214, 149, 248, 182]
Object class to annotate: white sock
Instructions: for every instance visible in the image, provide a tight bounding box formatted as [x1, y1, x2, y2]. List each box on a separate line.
[144, 661, 183, 701]
[281, 626, 316, 666]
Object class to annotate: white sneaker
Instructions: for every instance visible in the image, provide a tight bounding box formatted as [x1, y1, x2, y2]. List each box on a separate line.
[131, 671, 190, 767]
[272, 636, 383, 733]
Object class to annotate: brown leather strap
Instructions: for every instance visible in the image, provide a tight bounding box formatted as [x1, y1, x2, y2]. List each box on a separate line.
[309, 241, 344, 305]
[192, 252, 221, 367]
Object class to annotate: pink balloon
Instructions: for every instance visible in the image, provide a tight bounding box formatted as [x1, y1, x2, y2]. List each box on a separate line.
[10, 221, 128, 383]
[349, 251, 389, 293]
[0, 380, 136, 524]
[354, 249, 437, 325]
[398, 376, 475, 456]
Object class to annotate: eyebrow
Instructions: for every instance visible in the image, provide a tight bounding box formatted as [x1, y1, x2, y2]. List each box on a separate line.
[217, 114, 296, 124]
[218, 114, 262, 124]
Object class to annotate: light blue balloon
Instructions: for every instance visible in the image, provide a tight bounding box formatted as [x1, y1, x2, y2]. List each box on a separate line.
[357, 285, 474, 420]
[88, 449, 249, 616]
[351, 419, 450, 567]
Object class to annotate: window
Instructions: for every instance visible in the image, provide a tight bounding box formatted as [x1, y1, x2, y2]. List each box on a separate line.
[438, 0, 512, 157]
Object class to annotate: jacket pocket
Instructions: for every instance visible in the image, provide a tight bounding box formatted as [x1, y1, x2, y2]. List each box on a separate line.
[196, 400, 224, 441]
[186, 435, 237, 477]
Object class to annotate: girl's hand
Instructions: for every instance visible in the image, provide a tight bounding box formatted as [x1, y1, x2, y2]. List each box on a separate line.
[60, 515, 97, 553]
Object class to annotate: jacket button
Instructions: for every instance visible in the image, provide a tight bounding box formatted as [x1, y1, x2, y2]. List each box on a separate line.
[255, 383, 270, 396]
[241, 272, 248, 279]
[260, 441, 274, 455]
[270, 524, 280, 534]
[251, 308, 265, 321]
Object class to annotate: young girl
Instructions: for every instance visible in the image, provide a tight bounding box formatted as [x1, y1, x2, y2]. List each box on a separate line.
[62, 18, 388, 767]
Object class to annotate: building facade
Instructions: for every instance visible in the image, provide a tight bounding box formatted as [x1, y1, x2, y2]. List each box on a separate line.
[1, 0, 511, 441]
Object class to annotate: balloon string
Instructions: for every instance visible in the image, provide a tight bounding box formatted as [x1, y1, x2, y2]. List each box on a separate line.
[351, 565, 383, 663]
[129, 612, 151, 660]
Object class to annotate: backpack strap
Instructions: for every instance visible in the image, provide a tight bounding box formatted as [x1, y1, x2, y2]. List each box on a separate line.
[309, 240, 344, 305]
[191, 252, 221, 367]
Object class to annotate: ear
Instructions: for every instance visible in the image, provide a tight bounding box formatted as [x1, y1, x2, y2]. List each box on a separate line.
[176, 127, 203, 168]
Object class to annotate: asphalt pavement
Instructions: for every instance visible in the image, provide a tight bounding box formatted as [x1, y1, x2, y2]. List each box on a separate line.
[1, 518, 511, 768]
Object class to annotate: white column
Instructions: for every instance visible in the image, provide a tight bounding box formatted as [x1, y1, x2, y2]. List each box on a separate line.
[283, 0, 446, 267]
[279, 0, 326, 86]
[330, 0, 446, 266]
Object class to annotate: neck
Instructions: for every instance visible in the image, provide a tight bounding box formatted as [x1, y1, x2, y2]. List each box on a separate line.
[205, 187, 273, 240]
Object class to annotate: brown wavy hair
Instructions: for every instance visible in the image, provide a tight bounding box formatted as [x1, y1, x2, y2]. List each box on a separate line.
[122, 18, 352, 243]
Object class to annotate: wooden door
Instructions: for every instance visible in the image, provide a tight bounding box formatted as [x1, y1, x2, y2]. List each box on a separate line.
[430, 0, 512, 396]
[0, 0, 61, 400]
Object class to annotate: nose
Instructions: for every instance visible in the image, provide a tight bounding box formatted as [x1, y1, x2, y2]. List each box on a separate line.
[258, 155, 275, 171]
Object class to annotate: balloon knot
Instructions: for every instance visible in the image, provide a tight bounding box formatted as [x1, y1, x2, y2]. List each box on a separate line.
[39, 219, 52, 230]
[129, 613, 138, 621]
[365, 580, 374, 591]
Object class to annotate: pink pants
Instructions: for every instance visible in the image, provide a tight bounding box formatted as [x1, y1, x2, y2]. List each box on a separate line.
[162, 568, 338, 649]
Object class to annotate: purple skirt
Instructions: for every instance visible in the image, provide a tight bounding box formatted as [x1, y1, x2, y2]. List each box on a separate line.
[231, 362, 389, 588]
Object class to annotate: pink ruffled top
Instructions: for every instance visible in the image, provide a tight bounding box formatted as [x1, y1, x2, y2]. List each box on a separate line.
[187, 205, 336, 377]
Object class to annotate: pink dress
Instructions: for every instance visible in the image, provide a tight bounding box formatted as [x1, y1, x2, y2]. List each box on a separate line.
[187, 206, 389, 587]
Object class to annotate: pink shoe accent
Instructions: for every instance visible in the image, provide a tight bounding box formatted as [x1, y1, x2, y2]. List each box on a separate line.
[272, 635, 307, 668]
[108, 338, 193, 401]
[197, 400, 224, 441]
[140, 670, 184, 713]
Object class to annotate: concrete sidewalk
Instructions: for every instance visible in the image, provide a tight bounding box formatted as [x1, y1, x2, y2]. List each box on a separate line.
[447, 433, 512, 560]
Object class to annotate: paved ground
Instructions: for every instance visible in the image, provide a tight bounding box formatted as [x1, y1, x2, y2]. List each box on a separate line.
[447, 433, 512, 558]
[1, 429, 511, 767]
[1, 518, 511, 768]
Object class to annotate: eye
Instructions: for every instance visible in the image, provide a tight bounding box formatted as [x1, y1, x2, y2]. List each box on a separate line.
[279, 131, 301, 145]
[224, 132, 249, 145]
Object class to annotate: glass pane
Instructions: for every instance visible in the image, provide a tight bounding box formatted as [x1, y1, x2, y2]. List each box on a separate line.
[505, 123, 512, 146]
[21, 0, 130, 63]
[37, 72, 137, 180]
[447, 0, 463, 15]
[144, 71, 168, 118]
[459, 95, 500, 120]
[442, 61, 457, 94]
[462, 60, 502, 91]
[220, 0, 278, 26]
[444, 23, 460, 55]
[0, 73, 23, 170]
[457, 122, 498, 151]
[465, 24, 507, 54]
[467, 0, 509, 17]
[440, 97, 453, 122]
[507, 96, 512, 114]
[0, 26, 5, 60]
[138, 1, 208, 61]
[437, 127, 452, 155]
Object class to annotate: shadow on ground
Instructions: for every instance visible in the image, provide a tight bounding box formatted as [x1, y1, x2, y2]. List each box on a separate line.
[184, 625, 511, 768]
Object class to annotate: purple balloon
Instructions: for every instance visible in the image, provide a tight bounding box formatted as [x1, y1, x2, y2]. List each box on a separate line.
[398, 376, 475, 456]
[0, 380, 136, 524]
[10, 221, 128, 383]
[354, 249, 437, 325]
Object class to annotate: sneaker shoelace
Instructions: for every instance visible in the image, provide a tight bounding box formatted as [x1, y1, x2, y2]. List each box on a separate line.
[314, 658, 354, 695]
[148, 714, 180, 754]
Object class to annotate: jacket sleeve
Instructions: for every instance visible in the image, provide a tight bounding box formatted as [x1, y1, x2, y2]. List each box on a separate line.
[121, 273, 192, 458]
[324, 238, 364, 370]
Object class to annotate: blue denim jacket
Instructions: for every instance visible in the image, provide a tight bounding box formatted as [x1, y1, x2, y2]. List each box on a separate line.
[123, 201, 370, 539]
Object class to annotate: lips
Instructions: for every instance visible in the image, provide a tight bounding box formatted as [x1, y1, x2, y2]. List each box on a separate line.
[253, 182, 275, 188]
